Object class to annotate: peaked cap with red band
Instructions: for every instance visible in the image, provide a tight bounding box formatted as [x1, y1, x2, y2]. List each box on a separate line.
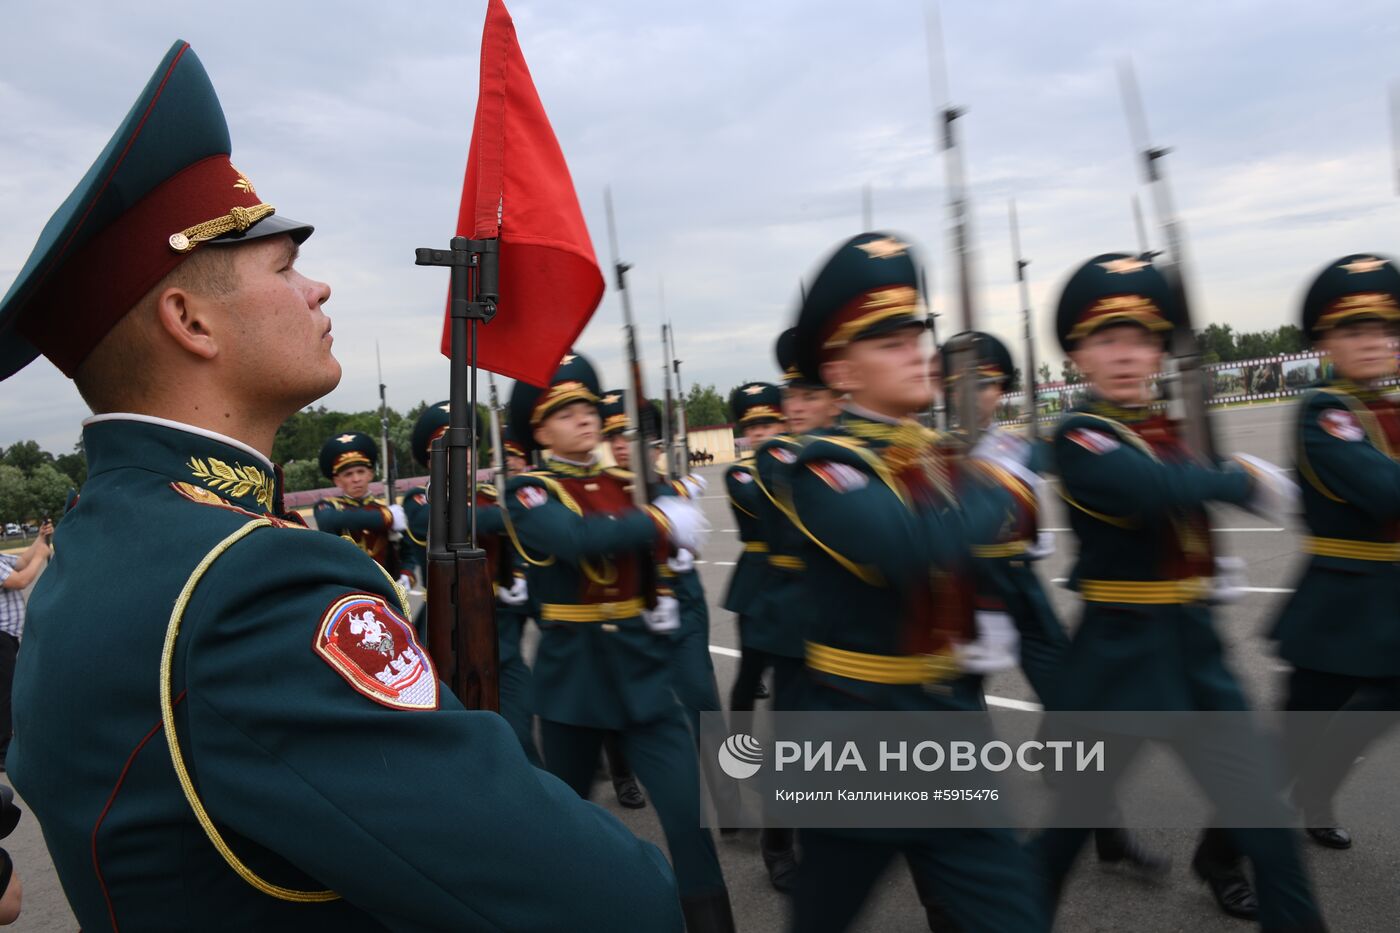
[0, 40, 313, 381]
[793, 231, 928, 384]
[1054, 253, 1177, 353]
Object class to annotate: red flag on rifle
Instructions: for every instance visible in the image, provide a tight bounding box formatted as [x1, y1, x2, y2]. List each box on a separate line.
[441, 0, 604, 387]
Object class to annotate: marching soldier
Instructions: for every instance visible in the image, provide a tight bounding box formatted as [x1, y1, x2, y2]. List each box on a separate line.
[784, 232, 1048, 932]
[400, 402, 542, 766]
[4, 41, 682, 931]
[1270, 254, 1400, 850]
[313, 430, 407, 581]
[741, 328, 842, 893]
[505, 353, 736, 931]
[1032, 253, 1325, 930]
[938, 329, 1168, 876]
[723, 381, 786, 711]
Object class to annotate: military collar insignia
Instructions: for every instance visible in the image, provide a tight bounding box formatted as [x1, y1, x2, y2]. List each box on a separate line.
[169, 481, 304, 527]
[1341, 257, 1389, 274]
[1097, 257, 1151, 275]
[187, 455, 275, 512]
[314, 593, 439, 711]
[545, 457, 603, 478]
[855, 236, 910, 260]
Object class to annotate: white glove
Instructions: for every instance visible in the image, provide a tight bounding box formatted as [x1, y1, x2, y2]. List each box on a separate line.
[388, 504, 408, 533]
[667, 547, 696, 574]
[681, 474, 708, 497]
[1233, 453, 1300, 526]
[652, 496, 711, 555]
[954, 611, 1021, 674]
[642, 595, 681, 633]
[498, 574, 530, 606]
[1025, 529, 1056, 560]
[1209, 555, 1247, 605]
[396, 573, 413, 593]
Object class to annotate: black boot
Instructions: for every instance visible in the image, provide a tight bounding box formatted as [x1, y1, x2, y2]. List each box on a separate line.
[680, 890, 736, 933]
[761, 827, 799, 893]
[1191, 830, 1258, 921]
[1095, 827, 1171, 878]
[612, 773, 646, 809]
[1304, 826, 1352, 849]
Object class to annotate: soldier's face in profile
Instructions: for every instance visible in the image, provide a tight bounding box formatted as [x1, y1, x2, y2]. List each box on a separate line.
[743, 422, 785, 445]
[535, 401, 601, 459]
[221, 235, 337, 410]
[977, 383, 1002, 427]
[1318, 320, 1399, 384]
[782, 386, 841, 433]
[506, 453, 528, 475]
[1070, 324, 1163, 406]
[608, 434, 631, 467]
[334, 464, 373, 499]
[825, 324, 932, 416]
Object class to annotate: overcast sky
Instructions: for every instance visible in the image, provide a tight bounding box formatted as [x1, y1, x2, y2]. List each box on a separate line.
[4, 0, 1400, 454]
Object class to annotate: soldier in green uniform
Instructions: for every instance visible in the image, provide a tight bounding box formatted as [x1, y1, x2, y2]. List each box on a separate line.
[1031, 253, 1325, 930]
[1270, 254, 1400, 851]
[505, 354, 736, 931]
[313, 430, 407, 582]
[724, 381, 786, 712]
[740, 328, 842, 893]
[784, 232, 1048, 932]
[2, 41, 682, 932]
[938, 330, 1168, 876]
[401, 402, 542, 766]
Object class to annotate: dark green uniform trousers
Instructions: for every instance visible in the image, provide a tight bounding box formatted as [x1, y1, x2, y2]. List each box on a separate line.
[1284, 667, 1400, 821]
[498, 609, 542, 768]
[541, 713, 726, 898]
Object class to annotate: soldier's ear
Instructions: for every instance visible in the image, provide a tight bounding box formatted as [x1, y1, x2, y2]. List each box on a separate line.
[820, 358, 855, 393]
[152, 282, 220, 362]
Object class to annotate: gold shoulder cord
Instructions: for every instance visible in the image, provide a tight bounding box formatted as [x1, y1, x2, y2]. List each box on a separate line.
[766, 438, 887, 587]
[499, 476, 580, 567]
[160, 519, 339, 903]
[1297, 388, 1394, 504]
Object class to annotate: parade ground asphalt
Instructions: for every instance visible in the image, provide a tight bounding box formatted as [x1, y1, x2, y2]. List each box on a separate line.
[6, 401, 1400, 931]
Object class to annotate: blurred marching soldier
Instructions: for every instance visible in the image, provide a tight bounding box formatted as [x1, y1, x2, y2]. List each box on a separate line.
[400, 401, 541, 766]
[1031, 254, 1325, 931]
[784, 232, 1048, 932]
[740, 328, 843, 893]
[1269, 255, 1400, 851]
[505, 354, 736, 931]
[723, 381, 787, 711]
[4, 41, 682, 931]
[938, 330, 1168, 876]
[314, 430, 408, 582]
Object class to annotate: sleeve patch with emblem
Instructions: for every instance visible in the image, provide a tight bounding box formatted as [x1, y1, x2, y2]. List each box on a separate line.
[808, 461, 869, 493]
[1066, 428, 1120, 454]
[516, 486, 548, 508]
[732, 469, 754, 484]
[314, 593, 439, 710]
[1319, 408, 1365, 442]
[769, 446, 797, 464]
[413, 492, 427, 505]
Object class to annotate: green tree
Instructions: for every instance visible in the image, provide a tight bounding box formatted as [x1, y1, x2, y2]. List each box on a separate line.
[1059, 359, 1081, 384]
[25, 463, 70, 520]
[54, 441, 87, 489]
[3, 440, 52, 476]
[282, 459, 324, 494]
[1199, 322, 1235, 364]
[1038, 362, 1052, 387]
[685, 383, 728, 427]
[0, 465, 33, 524]
[1275, 324, 1308, 354]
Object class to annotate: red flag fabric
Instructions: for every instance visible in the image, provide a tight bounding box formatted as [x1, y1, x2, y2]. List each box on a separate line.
[442, 0, 604, 387]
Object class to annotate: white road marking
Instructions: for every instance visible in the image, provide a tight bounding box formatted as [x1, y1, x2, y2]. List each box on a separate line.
[708, 645, 743, 658]
[713, 560, 737, 566]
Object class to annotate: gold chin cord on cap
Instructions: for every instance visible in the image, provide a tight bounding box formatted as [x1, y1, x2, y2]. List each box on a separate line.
[168, 204, 276, 253]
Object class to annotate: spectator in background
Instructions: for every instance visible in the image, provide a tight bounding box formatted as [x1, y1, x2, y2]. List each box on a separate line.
[0, 520, 51, 769]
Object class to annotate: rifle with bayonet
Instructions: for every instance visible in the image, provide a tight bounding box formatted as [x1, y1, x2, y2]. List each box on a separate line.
[1008, 200, 1039, 443]
[604, 187, 660, 609]
[1118, 61, 1218, 462]
[927, 3, 981, 442]
[668, 321, 691, 474]
[487, 372, 507, 492]
[661, 321, 676, 476]
[413, 236, 500, 712]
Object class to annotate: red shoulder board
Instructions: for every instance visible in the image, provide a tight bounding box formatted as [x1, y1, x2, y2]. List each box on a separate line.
[1066, 428, 1120, 454]
[314, 593, 439, 710]
[1319, 408, 1365, 442]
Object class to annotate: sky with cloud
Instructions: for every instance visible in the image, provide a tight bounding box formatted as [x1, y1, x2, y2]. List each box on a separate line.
[4, 0, 1400, 455]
